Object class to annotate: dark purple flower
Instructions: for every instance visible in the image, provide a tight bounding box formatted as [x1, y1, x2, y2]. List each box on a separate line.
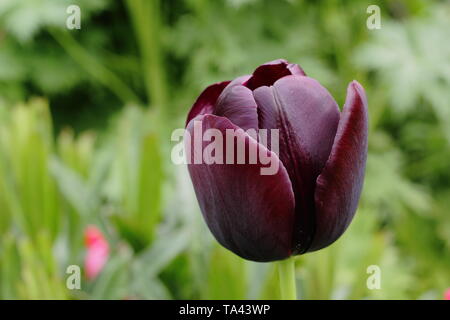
[185, 59, 368, 262]
[84, 225, 109, 280]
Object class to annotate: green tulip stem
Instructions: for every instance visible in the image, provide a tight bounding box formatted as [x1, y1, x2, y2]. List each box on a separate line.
[278, 258, 297, 300]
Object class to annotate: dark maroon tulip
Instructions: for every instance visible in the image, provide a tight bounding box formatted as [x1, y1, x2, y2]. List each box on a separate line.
[185, 59, 368, 262]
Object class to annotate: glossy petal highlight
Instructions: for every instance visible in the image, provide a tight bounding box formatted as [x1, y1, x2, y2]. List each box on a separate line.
[186, 81, 230, 126]
[245, 59, 306, 90]
[185, 114, 295, 261]
[214, 85, 258, 131]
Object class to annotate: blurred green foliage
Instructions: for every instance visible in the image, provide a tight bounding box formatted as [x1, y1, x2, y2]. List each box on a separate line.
[0, 0, 449, 299]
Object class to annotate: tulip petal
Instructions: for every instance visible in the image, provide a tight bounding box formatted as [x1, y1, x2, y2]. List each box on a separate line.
[186, 81, 230, 126]
[272, 76, 340, 170]
[310, 81, 368, 252]
[253, 75, 340, 253]
[245, 59, 306, 90]
[185, 114, 295, 261]
[214, 85, 259, 131]
[216, 75, 252, 101]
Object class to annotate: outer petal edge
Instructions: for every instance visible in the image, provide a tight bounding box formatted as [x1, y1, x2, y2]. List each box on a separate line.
[186, 81, 230, 127]
[309, 80, 369, 252]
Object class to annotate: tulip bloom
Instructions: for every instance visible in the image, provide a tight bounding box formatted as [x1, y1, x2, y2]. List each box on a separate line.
[185, 59, 368, 262]
[84, 225, 109, 280]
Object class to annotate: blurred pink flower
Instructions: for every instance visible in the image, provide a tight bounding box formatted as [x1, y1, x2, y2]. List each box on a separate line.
[444, 288, 450, 300]
[84, 225, 109, 280]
